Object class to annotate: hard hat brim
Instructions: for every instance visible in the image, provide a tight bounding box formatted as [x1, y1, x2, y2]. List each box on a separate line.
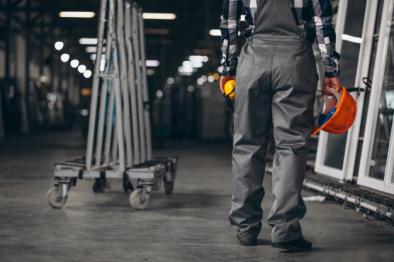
[311, 87, 357, 136]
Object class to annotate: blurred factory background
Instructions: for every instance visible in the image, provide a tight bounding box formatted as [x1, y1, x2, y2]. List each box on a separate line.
[0, 0, 228, 142]
[0, 0, 393, 261]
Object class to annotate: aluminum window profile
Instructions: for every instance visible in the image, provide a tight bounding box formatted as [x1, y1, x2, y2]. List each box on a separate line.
[357, 0, 394, 194]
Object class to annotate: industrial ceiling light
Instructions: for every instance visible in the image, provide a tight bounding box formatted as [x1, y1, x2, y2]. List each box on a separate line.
[188, 55, 208, 68]
[54, 41, 64, 50]
[209, 29, 221, 37]
[196, 77, 205, 86]
[85, 46, 97, 53]
[146, 60, 160, 67]
[70, 59, 79, 68]
[79, 38, 98, 45]
[143, 12, 176, 20]
[182, 61, 193, 68]
[156, 90, 164, 98]
[189, 55, 206, 60]
[60, 53, 70, 63]
[59, 11, 95, 18]
[78, 65, 87, 73]
[147, 69, 155, 76]
[178, 63, 194, 76]
[187, 85, 195, 93]
[83, 70, 92, 78]
[191, 60, 203, 68]
[166, 77, 175, 85]
[179, 62, 193, 73]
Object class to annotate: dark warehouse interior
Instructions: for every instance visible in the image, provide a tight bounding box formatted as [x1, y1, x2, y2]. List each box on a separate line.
[0, 0, 394, 261]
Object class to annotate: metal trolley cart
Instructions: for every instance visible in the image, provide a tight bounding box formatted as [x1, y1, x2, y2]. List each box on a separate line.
[47, 0, 178, 210]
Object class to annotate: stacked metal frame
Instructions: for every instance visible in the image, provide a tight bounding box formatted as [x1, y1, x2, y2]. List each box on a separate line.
[85, 0, 152, 171]
[47, 0, 177, 210]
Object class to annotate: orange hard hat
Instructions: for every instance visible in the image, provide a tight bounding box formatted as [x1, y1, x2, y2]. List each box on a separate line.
[311, 87, 357, 135]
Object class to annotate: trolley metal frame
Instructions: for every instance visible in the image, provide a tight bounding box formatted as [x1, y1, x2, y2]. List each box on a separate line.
[47, 0, 177, 210]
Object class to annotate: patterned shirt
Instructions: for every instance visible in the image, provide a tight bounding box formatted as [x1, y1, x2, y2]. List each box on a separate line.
[220, 0, 340, 77]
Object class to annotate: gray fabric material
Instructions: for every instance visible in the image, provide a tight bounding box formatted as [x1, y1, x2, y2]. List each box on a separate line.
[253, 0, 300, 36]
[230, 0, 318, 243]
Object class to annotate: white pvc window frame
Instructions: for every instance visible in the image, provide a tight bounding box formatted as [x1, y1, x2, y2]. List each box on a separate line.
[357, 0, 394, 194]
[315, 0, 375, 180]
[343, 0, 382, 181]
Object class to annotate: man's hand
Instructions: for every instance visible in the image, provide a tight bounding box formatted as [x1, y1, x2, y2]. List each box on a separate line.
[323, 77, 341, 96]
[220, 76, 235, 94]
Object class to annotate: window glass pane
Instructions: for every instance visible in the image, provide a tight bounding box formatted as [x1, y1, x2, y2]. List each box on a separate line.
[353, 0, 385, 177]
[323, 133, 347, 169]
[321, 0, 366, 171]
[341, 0, 366, 88]
[368, 16, 394, 180]
[343, 0, 367, 36]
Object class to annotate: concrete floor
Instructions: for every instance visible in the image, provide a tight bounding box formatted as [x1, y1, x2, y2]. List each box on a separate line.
[0, 131, 393, 262]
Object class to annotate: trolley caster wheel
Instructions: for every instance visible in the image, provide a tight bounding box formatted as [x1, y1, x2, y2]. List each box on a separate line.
[152, 177, 161, 191]
[47, 187, 68, 209]
[163, 180, 174, 195]
[163, 173, 174, 195]
[129, 188, 150, 210]
[93, 178, 109, 193]
[123, 181, 134, 193]
[122, 173, 134, 193]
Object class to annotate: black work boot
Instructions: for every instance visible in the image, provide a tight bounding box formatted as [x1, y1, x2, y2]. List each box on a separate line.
[237, 232, 258, 246]
[272, 237, 312, 252]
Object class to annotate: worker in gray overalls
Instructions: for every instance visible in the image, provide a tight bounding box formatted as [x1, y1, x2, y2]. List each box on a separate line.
[219, 0, 340, 252]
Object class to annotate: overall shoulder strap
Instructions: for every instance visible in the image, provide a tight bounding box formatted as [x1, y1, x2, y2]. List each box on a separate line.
[252, 0, 299, 36]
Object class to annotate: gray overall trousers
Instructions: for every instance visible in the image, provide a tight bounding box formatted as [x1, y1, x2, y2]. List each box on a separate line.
[230, 0, 318, 243]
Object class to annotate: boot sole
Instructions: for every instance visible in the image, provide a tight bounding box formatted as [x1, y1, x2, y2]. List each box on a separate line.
[239, 239, 258, 246]
[237, 235, 258, 246]
[272, 243, 312, 252]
